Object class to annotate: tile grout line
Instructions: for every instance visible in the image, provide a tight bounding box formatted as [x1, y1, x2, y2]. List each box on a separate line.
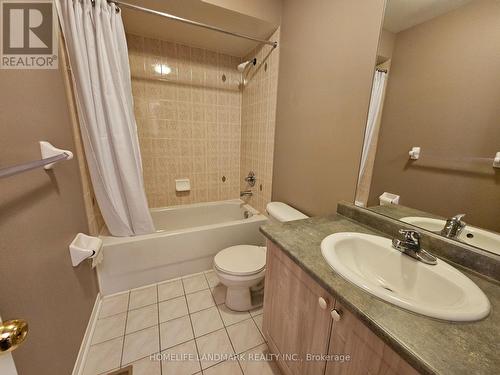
[156, 283, 163, 375]
[89, 308, 244, 353]
[183, 276, 204, 374]
[205, 273, 246, 375]
[249, 313, 266, 344]
[119, 291, 131, 368]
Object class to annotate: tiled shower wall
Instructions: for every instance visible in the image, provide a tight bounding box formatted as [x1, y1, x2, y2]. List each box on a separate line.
[127, 34, 243, 208]
[72, 31, 280, 233]
[240, 29, 280, 213]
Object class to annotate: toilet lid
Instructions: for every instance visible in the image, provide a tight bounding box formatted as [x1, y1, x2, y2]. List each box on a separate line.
[214, 245, 266, 276]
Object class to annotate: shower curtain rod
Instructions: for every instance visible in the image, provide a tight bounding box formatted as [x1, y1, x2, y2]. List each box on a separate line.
[107, 0, 278, 48]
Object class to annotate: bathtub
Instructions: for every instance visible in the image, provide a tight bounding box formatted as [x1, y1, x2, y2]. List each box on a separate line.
[97, 200, 268, 295]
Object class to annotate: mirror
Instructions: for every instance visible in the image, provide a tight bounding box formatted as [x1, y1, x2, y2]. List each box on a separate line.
[355, 0, 500, 256]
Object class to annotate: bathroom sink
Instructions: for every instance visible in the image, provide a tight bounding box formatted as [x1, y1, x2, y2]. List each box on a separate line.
[320, 232, 490, 321]
[401, 216, 500, 256]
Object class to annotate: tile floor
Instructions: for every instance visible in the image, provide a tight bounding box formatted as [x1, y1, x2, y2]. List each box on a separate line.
[83, 270, 281, 375]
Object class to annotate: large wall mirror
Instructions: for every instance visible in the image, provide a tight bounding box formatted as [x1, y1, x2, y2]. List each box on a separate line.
[355, 0, 500, 256]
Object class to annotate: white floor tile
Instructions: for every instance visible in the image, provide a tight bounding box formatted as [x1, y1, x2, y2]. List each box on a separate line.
[249, 306, 263, 317]
[186, 289, 215, 313]
[160, 315, 194, 350]
[126, 304, 158, 334]
[253, 314, 264, 337]
[218, 304, 251, 326]
[239, 344, 282, 375]
[159, 296, 189, 322]
[195, 328, 234, 369]
[91, 312, 126, 345]
[203, 359, 242, 375]
[204, 270, 220, 288]
[83, 337, 123, 375]
[161, 340, 201, 375]
[227, 318, 264, 354]
[182, 274, 209, 294]
[190, 306, 224, 337]
[158, 279, 184, 301]
[127, 355, 161, 375]
[100, 293, 129, 318]
[211, 284, 227, 305]
[122, 326, 160, 365]
[129, 285, 157, 310]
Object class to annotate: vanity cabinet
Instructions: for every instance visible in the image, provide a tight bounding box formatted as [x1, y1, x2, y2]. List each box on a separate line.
[263, 241, 419, 375]
[325, 303, 419, 375]
[263, 241, 335, 375]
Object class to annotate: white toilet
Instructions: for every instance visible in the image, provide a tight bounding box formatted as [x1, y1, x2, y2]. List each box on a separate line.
[213, 202, 308, 311]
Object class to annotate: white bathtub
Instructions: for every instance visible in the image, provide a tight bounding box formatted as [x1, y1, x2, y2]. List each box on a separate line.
[97, 200, 268, 295]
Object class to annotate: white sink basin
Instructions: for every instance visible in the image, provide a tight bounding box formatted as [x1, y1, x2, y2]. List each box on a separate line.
[401, 216, 500, 256]
[321, 232, 490, 321]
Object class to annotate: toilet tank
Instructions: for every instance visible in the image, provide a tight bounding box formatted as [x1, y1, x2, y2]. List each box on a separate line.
[266, 202, 308, 222]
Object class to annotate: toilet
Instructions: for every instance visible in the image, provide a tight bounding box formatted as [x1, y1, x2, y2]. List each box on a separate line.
[214, 202, 308, 311]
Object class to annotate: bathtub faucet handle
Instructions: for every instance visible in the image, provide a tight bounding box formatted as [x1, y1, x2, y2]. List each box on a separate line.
[244, 171, 256, 187]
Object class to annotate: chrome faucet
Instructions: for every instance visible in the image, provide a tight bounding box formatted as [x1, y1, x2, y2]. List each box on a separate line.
[441, 214, 466, 239]
[392, 229, 437, 265]
[244, 171, 256, 187]
[240, 190, 253, 197]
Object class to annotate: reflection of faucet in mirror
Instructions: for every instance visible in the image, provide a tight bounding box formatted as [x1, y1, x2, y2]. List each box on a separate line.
[441, 214, 466, 239]
[353, 0, 500, 257]
[392, 229, 437, 265]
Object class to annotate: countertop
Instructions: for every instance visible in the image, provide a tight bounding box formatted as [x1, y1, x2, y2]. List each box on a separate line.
[260, 214, 500, 375]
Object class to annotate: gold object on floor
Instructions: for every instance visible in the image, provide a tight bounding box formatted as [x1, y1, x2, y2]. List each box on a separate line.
[106, 365, 133, 375]
[0, 319, 28, 353]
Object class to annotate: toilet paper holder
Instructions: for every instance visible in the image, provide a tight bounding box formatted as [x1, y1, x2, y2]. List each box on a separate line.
[69, 233, 103, 267]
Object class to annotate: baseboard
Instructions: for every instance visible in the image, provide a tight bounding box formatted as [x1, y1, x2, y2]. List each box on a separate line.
[72, 293, 101, 375]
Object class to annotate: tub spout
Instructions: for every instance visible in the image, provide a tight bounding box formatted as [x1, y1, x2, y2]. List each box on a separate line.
[240, 190, 253, 197]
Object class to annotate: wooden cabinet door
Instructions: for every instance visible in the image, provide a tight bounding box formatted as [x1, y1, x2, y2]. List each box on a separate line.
[325, 303, 420, 375]
[263, 241, 334, 375]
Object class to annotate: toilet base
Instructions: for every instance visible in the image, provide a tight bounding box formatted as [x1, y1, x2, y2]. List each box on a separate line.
[226, 287, 263, 312]
[226, 286, 252, 311]
[214, 268, 266, 312]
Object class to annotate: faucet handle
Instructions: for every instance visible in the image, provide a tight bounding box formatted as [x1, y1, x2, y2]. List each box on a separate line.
[398, 229, 421, 242]
[451, 214, 466, 222]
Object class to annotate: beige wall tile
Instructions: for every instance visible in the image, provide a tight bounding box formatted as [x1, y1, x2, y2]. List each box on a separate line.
[129, 34, 243, 207]
[240, 29, 280, 214]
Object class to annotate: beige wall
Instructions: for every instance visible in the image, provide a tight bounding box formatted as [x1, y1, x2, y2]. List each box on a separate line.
[0, 61, 99, 373]
[240, 29, 280, 213]
[377, 29, 395, 62]
[201, 0, 282, 26]
[127, 34, 242, 207]
[368, 0, 500, 232]
[271, 0, 386, 216]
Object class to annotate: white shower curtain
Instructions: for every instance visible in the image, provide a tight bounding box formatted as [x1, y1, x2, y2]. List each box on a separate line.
[358, 70, 387, 180]
[56, 0, 155, 236]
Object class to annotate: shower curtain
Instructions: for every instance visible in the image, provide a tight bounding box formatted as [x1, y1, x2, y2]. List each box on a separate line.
[56, 0, 155, 236]
[358, 70, 387, 181]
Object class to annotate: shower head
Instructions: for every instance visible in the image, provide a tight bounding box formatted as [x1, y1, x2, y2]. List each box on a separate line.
[237, 58, 257, 72]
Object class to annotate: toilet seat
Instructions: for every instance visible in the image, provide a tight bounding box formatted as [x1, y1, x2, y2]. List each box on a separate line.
[214, 245, 266, 276]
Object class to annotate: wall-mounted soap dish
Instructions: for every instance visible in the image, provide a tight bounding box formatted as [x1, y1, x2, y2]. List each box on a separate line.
[175, 178, 191, 192]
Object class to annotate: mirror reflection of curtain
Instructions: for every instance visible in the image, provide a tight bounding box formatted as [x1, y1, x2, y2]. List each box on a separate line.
[356, 68, 388, 206]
